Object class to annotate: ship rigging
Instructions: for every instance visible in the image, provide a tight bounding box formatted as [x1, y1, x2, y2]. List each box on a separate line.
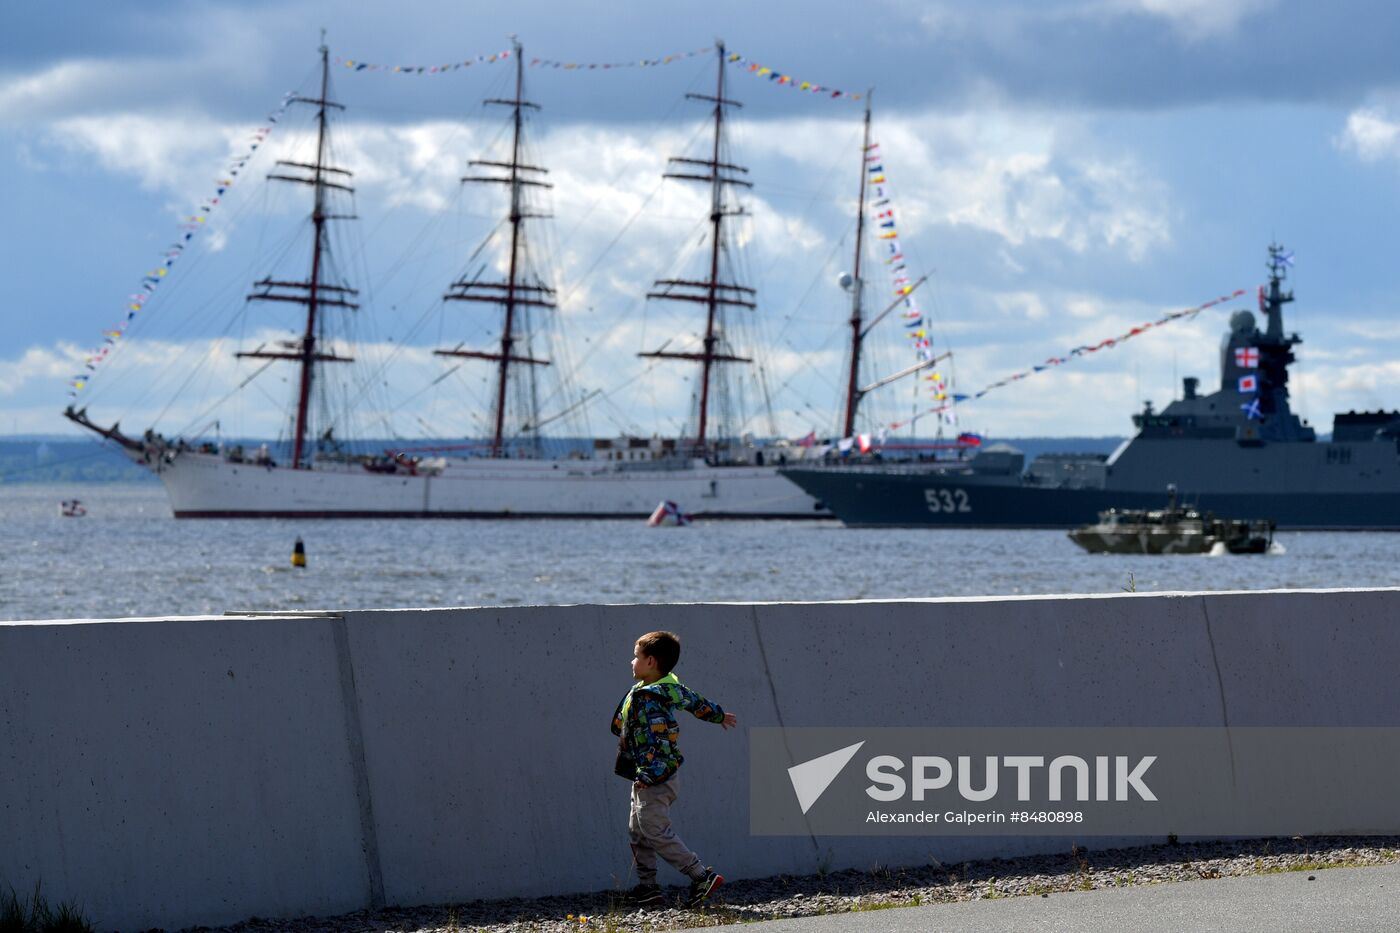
[64, 37, 901, 519]
[434, 38, 557, 459]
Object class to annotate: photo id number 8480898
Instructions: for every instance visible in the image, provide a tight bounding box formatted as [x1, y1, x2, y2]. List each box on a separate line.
[924, 487, 971, 513]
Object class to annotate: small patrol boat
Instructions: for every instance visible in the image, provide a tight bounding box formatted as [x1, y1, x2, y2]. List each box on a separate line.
[1069, 486, 1274, 555]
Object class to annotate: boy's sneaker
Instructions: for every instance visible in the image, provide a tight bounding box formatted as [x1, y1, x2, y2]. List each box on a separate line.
[626, 882, 664, 908]
[687, 868, 724, 907]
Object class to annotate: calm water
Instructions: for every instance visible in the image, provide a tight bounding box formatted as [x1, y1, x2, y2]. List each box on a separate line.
[3, 483, 1398, 621]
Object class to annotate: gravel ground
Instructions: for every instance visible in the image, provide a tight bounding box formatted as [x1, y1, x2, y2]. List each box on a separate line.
[192, 836, 1400, 933]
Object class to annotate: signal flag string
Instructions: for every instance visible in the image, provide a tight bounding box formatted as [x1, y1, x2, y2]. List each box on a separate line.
[338, 45, 865, 102]
[66, 91, 296, 399]
[886, 289, 1248, 431]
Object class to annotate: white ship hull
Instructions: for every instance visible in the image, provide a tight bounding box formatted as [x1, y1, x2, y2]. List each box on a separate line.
[134, 449, 828, 519]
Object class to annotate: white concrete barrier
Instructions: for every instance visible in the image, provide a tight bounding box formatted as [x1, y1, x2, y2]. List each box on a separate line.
[4, 588, 1400, 930]
[0, 614, 372, 926]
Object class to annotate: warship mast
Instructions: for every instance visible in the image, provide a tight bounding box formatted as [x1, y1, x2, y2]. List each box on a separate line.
[1262, 242, 1294, 343]
[435, 38, 554, 458]
[1234, 243, 1303, 424]
[841, 92, 874, 439]
[237, 37, 357, 470]
[640, 40, 755, 456]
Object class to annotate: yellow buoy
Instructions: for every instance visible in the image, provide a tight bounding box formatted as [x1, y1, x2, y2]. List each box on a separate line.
[291, 536, 307, 568]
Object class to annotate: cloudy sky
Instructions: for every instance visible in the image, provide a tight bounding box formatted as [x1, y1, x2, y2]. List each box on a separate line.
[6, 0, 1400, 443]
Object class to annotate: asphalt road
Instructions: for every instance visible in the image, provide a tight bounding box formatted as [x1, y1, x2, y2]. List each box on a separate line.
[704, 863, 1400, 932]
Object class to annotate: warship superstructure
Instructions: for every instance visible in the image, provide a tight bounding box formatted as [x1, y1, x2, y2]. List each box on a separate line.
[782, 246, 1400, 528]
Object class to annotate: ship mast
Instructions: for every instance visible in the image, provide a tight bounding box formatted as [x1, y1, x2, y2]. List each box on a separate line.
[1257, 242, 1301, 420]
[435, 38, 553, 458]
[640, 40, 755, 455]
[841, 92, 874, 438]
[238, 38, 357, 470]
[1263, 242, 1294, 342]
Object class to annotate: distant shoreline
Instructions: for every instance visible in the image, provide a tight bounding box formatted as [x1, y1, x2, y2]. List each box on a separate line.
[0, 439, 156, 485]
[0, 436, 1131, 485]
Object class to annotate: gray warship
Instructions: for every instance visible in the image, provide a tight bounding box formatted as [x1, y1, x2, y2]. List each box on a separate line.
[781, 245, 1400, 528]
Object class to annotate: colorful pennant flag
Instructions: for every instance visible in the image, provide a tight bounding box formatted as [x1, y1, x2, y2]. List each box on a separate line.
[887, 289, 1249, 432]
[864, 140, 951, 413]
[337, 49, 514, 73]
[535, 47, 711, 70]
[337, 47, 717, 75]
[339, 45, 866, 103]
[66, 91, 295, 398]
[726, 52, 863, 101]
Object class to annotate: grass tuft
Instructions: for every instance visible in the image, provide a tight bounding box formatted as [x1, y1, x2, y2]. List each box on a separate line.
[0, 883, 92, 933]
[1256, 859, 1335, 875]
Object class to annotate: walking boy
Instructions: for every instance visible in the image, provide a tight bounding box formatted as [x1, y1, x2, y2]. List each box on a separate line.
[611, 630, 738, 908]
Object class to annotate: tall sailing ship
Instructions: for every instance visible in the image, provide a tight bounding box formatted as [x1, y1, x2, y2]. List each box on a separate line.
[65, 40, 890, 519]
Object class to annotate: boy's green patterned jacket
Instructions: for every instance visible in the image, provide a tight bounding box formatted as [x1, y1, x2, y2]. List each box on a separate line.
[611, 672, 726, 785]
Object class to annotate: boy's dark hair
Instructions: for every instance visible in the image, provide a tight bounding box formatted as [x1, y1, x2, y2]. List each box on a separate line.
[637, 630, 681, 674]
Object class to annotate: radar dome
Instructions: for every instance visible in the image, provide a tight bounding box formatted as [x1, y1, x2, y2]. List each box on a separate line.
[837, 272, 854, 291]
[1229, 310, 1256, 334]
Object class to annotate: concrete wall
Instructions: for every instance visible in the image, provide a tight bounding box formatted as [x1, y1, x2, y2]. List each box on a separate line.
[4, 588, 1400, 929]
[0, 614, 371, 925]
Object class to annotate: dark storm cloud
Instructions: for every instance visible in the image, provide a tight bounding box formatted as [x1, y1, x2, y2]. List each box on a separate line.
[902, 0, 1400, 111]
[7, 0, 1400, 129]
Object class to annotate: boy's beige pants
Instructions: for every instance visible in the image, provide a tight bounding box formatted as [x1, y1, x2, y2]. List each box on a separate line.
[629, 773, 705, 884]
